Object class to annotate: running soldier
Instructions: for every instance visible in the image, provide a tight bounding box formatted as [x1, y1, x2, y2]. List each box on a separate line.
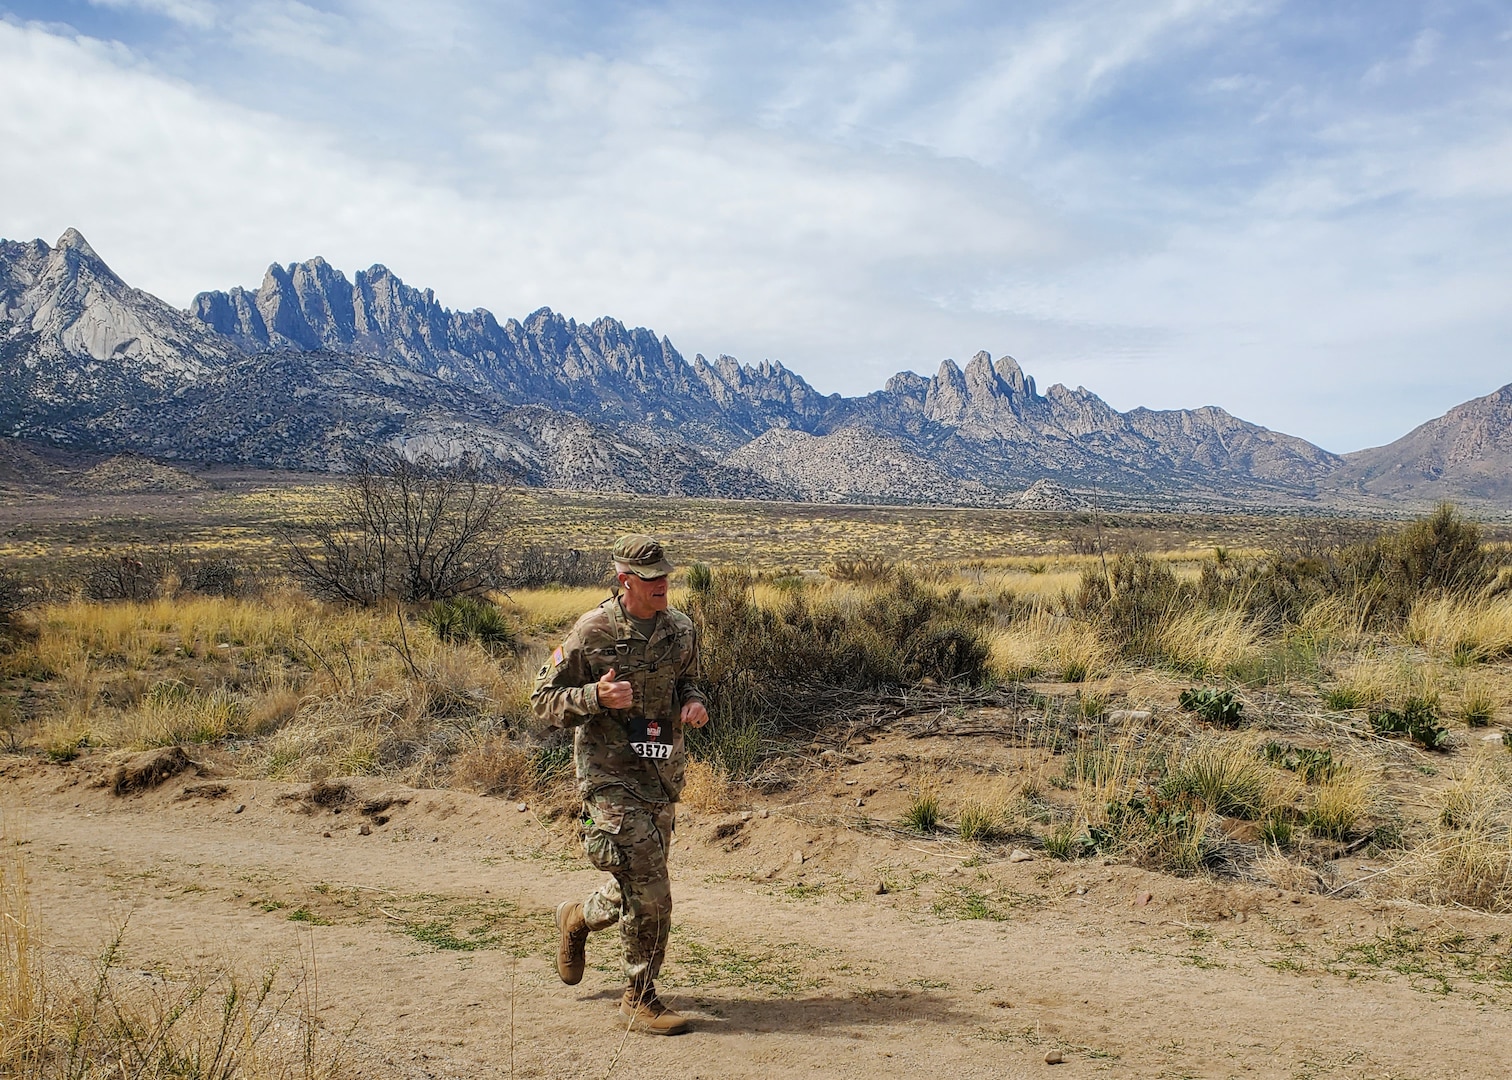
[531, 534, 709, 1035]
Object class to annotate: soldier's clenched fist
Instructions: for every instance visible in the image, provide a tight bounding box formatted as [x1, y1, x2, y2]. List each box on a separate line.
[680, 700, 709, 728]
[596, 667, 634, 710]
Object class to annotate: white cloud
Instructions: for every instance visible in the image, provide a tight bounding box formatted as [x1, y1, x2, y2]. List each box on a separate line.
[2, 2, 1510, 455]
[0, 19, 1063, 377]
[87, 0, 217, 30]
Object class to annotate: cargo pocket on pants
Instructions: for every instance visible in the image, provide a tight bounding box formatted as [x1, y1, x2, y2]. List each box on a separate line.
[584, 829, 627, 871]
[582, 803, 628, 871]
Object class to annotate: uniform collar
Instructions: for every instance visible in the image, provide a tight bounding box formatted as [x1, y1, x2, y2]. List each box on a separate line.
[612, 596, 668, 642]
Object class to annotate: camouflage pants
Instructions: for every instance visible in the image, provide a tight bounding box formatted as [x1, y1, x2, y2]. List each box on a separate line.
[580, 793, 675, 992]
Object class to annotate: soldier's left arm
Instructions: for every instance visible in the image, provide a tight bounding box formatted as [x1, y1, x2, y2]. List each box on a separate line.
[675, 620, 707, 709]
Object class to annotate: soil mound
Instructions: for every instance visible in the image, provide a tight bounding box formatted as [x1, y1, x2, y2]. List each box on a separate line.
[110, 746, 193, 794]
[73, 454, 207, 493]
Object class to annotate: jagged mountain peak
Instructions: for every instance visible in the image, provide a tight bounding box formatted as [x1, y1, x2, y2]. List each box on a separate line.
[55, 227, 102, 261]
[1, 227, 237, 392]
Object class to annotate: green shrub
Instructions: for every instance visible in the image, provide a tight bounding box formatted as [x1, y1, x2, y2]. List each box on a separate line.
[1161, 742, 1268, 819]
[530, 739, 574, 786]
[685, 562, 713, 595]
[1387, 503, 1496, 597]
[1323, 687, 1362, 711]
[1088, 793, 1210, 872]
[825, 556, 897, 583]
[1263, 742, 1340, 784]
[422, 596, 515, 652]
[686, 568, 991, 745]
[1460, 686, 1496, 728]
[686, 712, 766, 779]
[1370, 696, 1450, 751]
[1072, 553, 1184, 659]
[1178, 687, 1244, 727]
[1196, 505, 1499, 631]
[1302, 775, 1369, 840]
[1292, 747, 1341, 784]
[1258, 811, 1294, 849]
[1042, 822, 1092, 861]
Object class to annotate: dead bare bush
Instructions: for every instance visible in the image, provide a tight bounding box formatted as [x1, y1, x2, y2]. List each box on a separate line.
[502, 546, 609, 588]
[0, 566, 23, 626]
[281, 449, 508, 605]
[80, 552, 165, 603]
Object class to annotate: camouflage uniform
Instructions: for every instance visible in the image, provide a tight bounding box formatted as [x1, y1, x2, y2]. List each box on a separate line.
[532, 594, 705, 993]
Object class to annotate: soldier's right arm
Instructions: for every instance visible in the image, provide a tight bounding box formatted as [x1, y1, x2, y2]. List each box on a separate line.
[530, 625, 601, 728]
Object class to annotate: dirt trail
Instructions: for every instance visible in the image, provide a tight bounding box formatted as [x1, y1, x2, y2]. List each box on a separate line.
[7, 758, 1511, 1080]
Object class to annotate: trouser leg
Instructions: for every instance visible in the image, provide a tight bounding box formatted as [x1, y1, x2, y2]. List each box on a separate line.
[579, 799, 675, 991]
[582, 877, 623, 932]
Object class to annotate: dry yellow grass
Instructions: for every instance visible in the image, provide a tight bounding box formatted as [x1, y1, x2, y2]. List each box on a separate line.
[1296, 595, 1372, 649]
[1252, 851, 1325, 893]
[1397, 752, 1512, 912]
[9, 594, 541, 787]
[960, 567, 1084, 606]
[680, 758, 736, 813]
[1162, 735, 1280, 819]
[1302, 769, 1374, 840]
[499, 586, 614, 634]
[1407, 595, 1512, 664]
[989, 610, 1112, 681]
[7, 491, 1512, 919]
[1, 834, 37, 1061]
[1328, 651, 1439, 710]
[1158, 608, 1262, 676]
[1064, 733, 1216, 870]
[450, 735, 537, 797]
[1, 834, 350, 1078]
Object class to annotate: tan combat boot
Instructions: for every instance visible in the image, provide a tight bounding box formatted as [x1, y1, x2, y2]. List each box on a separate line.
[555, 901, 590, 985]
[618, 986, 689, 1035]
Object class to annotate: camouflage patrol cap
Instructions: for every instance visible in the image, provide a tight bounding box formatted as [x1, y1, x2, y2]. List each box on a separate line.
[612, 533, 675, 579]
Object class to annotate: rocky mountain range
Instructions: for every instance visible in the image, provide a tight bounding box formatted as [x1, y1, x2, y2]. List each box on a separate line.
[1329, 384, 1512, 505]
[2, 228, 1507, 509]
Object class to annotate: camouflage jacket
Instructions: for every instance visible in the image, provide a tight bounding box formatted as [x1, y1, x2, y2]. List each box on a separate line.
[530, 596, 706, 804]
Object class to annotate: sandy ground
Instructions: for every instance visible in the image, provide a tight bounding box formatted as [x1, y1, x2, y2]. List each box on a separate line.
[6, 747, 1512, 1080]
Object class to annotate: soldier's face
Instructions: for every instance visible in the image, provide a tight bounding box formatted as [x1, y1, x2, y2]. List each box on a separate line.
[620, 572, 669, 616]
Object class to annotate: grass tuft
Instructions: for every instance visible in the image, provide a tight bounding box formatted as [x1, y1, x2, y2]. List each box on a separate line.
[957, 799, 1003, 843]
[902, 790, 942, 834]
[1302, 771, 1373, 841]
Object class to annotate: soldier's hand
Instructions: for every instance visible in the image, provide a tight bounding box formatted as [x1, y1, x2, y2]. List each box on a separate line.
[681, 700, 709, 728]
[596, 667, 634, 710]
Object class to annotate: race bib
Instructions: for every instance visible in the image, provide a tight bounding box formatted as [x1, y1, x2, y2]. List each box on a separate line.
[629, 716, 673, 760]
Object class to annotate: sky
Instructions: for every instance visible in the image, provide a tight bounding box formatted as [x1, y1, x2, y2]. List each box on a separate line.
[1, 1, 1509, 453]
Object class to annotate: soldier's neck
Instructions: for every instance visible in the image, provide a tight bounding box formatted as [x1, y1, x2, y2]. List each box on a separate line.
[619, 594, 661, 621]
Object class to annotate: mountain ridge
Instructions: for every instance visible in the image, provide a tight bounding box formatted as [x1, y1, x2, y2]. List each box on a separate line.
[3, 228, 1505, 508]
[181, 245, 1341, 495]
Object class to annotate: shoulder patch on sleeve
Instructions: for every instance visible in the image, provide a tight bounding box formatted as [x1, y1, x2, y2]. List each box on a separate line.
[551, 646, 565, 667]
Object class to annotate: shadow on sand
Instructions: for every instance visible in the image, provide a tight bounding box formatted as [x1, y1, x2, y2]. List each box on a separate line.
[579, 987, 973, 1035]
